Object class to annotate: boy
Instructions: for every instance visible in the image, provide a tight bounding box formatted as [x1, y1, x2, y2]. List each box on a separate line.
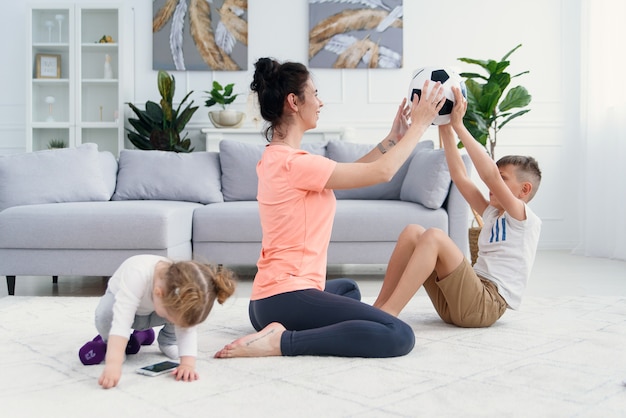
[373, 86, 542, 327]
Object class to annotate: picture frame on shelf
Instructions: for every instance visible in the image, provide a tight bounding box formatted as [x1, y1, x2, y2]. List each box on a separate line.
[36, 54, 61, 79]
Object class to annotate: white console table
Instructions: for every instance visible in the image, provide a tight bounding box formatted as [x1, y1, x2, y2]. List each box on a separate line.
[201, 127, 345, 152]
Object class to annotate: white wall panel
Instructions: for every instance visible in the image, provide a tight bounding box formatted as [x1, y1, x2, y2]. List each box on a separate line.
[0, 0, 581, 250]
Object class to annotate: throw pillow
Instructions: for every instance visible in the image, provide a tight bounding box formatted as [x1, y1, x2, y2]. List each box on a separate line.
[326, 139, 434, 200]
[400, 147, 451, 209]
[219, 140, 327, 201]
[112, 149, 223, 204]
[0, 143, 111, 212]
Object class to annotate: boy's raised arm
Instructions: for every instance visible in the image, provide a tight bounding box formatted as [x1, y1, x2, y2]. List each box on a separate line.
[441, 90, 489, 216]
[450, 87, 526, 220]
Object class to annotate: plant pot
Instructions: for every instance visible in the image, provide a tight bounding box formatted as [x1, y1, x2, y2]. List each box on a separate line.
[209, 110, 245, 128]
[469, 226, 481, 265]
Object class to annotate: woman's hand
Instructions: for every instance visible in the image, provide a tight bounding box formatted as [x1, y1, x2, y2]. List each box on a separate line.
[389, 97, 410, 142]
[409, 80, 445, 128]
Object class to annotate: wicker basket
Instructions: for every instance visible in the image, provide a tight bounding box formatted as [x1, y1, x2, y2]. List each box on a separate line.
[468, 209, 483, 265]
[469, 226, 481, 265]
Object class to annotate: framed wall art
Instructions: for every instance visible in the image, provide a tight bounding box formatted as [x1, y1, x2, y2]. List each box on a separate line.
[309, 0, 403, 69]
[152, 0, 248, 71]
[36, 54, 61, 79]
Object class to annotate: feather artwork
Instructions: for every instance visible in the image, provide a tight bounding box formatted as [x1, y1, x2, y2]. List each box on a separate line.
[170, 0, 187, 70]
[325, 34, 390, 69]
[375, 5, 402, 32]
[309, 0, 391, 11]
[153, 0, 248, 71]
[309, 0, 402, 68]
[153, 0, 178, 32]
[376, 45, 402, 68]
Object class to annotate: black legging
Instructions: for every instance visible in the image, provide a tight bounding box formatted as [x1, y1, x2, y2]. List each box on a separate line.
[248, 279, 415, 358]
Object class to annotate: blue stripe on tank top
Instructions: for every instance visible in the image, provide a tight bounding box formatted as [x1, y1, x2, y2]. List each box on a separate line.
[501, 217, 507, 241]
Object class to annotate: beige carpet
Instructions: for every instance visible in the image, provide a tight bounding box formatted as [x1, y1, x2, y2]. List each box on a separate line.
[1, 294, 624, 417]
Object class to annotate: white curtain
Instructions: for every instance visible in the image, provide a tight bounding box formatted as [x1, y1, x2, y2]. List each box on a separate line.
[575, 0, 626, 260]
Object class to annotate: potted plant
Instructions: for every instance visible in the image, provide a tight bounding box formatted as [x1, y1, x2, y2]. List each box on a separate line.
[457, 44, 532, 264]
[126, 70, 198, 152]
[458, 44, 532, 160]
[204, 81, 245, 128]
[47, 139, 66, 149]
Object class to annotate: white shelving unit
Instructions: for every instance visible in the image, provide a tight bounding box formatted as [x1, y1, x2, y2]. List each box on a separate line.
[27, 3, 123, 155]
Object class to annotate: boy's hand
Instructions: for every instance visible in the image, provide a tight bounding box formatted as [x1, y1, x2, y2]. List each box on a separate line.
[450, 86, 467, 129]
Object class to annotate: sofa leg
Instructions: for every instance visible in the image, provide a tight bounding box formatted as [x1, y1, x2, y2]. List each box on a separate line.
[6, 276, 15, 296]
[52, 276, 58, 284]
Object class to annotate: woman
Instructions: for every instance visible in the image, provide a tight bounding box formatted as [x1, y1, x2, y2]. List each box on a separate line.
[215, 57, 444, 359]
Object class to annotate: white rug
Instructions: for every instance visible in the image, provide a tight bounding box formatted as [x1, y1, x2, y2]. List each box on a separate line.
[1, 295, 625, 418]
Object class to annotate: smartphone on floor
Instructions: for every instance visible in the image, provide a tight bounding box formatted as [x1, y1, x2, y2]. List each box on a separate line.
[136, 360, 179, 376]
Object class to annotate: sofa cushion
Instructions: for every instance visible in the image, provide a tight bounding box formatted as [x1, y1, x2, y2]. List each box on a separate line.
[0, 143, 111, 212]
[0, 200, 200, 249]
[219, 140, 327, 201]
[332, 199, 449, 241]
[112, 149, 223, 204]
[326, 139, 433, 200]
[99, 151, 118, 197]
[400, 147, 451, 209]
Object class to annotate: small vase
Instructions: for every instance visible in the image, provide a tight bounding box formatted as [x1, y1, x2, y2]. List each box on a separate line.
[209, 110, 245, 128]
[104, 54, 113, 79]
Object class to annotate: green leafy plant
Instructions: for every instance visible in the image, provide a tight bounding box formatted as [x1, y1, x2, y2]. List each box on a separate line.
[47, 139, 66, 149]
[458, 44, 532, 159]
[127, 70, 198, 152]
[204, 81, 240, 110]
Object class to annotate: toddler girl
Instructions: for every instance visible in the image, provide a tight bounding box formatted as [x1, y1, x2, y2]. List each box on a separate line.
[78, 254, 236, 389]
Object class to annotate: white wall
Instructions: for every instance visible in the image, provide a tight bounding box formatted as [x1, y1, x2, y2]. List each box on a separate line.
[0, 0, 583, 250]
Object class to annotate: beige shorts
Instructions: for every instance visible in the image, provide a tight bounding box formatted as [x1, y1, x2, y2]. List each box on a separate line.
[422, 259, 507, 327]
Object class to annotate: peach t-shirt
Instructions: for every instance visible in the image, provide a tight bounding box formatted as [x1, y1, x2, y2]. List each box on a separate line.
[251, 145, 337, 300]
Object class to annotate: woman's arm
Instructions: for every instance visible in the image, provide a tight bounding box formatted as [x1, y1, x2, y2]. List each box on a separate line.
[326, 81, 444, 190]
[355, 98, 410, 164]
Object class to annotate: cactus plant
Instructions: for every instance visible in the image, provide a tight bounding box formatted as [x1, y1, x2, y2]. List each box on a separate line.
[126, 70, 198, 152]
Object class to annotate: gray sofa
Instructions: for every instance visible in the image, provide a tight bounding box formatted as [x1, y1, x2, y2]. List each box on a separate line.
[0, 140, 471, 295]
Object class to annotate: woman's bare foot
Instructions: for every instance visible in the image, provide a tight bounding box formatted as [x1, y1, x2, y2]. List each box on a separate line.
[214, 322, 285, 358]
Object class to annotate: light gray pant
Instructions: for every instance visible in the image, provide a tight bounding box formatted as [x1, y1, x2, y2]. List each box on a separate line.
[94, 290, 177, 346]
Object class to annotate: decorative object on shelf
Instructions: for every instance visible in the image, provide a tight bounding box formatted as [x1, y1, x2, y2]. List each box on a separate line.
[45, 20, 54, 43]
[55, 14, 64, 43]
[44, 96, 56, 122]
[457, 44, 532, 161]
[208, 111, 245, 129]
[98, 35, 114, 43]
[104, 54, 113, 79]
[47, 139, 66, 149]
[204, 81, 244, 128]
[36, 54, 61, 79]
[127, 69, 199, 152]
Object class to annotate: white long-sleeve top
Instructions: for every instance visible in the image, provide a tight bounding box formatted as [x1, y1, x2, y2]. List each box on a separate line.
[107, 254, 197, 357]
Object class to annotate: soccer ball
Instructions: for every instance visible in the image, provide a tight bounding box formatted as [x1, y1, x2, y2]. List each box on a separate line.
[407, 66, 467, 125]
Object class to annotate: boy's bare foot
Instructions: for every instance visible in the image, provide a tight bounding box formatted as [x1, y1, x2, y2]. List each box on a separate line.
[214, 322, 285, 358]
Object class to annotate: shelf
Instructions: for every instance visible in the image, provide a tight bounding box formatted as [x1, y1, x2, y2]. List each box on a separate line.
[27, 4, 123, 155]
[81, 79, 118, 84]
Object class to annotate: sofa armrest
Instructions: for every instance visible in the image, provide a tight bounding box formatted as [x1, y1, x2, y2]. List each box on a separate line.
[445, 154, 472, 258]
